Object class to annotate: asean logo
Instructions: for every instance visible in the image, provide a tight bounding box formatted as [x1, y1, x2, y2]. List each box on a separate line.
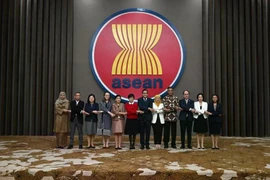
[90, 8, 186, 101]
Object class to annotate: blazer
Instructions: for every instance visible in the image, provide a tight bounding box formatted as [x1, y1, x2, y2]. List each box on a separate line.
[152, 103, 165, 124]
[70, 100, 85, 124]
[112, 103, 126, 121]
[208, 103, 222, 123]
[84, 103, 99, 122]
[138, 97, 153, 120]
[193, 101, 208, 119]
[179, 99, 194, 121]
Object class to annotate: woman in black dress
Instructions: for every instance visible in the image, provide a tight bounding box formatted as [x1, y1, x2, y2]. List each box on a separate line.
[206, 94, 222, 149]
[193, 93, 208, 149]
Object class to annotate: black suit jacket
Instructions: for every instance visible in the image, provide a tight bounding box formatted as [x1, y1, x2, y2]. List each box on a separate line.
[138, 97, 153, 120]
[70, 100, 84, 124]
[179, 99, 194, 121]
[85, 103, 99, 122]
[208, 103, 222, 123]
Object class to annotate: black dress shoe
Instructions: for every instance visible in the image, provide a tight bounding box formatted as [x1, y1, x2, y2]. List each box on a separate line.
[146, 146, 150, 150]
[140, 146, 144, 150]
[91, 146, 95, 149]
[171, 145, 177, 149]
[180, 146, 185, 149]
[67, 145, 73, 149]
[215, 147, 219, 150]
[188, 146, 192, 149]
[164, 144, 169, 149]
[79, 145, 83, 149]
[86, 146, 91, 149]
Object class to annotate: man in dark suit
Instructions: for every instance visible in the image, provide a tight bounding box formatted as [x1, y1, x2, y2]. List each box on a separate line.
[137, 89, 153, 150]
[179, 90, 195, 149]
[67, 92, 84, 149]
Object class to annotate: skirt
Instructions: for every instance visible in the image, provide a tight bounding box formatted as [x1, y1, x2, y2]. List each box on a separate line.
[209, 121, 222, 135]
[112, 119, 125, 134]
[85, 121, 97, 135]
[125, 118, 140, 135]
[193, 115, 208, 133]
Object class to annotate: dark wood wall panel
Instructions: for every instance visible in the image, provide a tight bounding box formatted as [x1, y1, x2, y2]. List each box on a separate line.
[203, 0, 270, 136]
[0, 0, 73, 135]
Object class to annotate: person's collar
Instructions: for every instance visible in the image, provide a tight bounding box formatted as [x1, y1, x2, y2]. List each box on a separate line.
[129, 101, 134, 105]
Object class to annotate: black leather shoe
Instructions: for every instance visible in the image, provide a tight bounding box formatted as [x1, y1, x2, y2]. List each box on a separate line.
[188, 146, 192, 149]
[164, 144, 168, 149]
[146, 145, 150, 150]
[180, 146, 185, 149]
[79, 145, 83, 149]
[67, 145, 73, 149]
[140, 146, 144, 150]
[171, 145, 177, 149]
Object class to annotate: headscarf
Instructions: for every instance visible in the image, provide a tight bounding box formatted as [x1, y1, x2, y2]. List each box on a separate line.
[55, 92, 68, 105]
[154, 95, 161, 107]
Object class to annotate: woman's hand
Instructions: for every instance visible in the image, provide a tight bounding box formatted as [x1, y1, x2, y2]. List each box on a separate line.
[92, 110, 99, 114]
[137, 110, 144, 114]
[109, 112, 115, 117]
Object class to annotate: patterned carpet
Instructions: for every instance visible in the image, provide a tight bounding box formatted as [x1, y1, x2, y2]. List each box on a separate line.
[0, 136, 270, 180]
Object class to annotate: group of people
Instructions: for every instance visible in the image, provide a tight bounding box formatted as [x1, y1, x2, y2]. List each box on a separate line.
[54, 87, 222, 150]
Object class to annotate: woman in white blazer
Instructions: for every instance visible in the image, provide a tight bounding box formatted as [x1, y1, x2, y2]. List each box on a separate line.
[152, 95, 165, 148]
[193, 93, 208, 149]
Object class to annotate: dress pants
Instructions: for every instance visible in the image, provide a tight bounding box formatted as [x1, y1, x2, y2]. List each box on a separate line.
[139, 116, 151, 147]
[69, 116, 83, 146]
[163, 121, 177, 146]
[180, 118, 193, 147]
[152, 116, 164, 144]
